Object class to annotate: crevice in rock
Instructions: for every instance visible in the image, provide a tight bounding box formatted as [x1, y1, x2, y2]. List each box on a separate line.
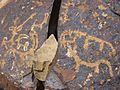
[36, 0, 61, 90]
[47, 0, 61, 41]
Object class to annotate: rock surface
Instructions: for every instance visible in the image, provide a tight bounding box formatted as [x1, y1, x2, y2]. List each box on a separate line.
[0, 0, 54, 89]
[53, 0, 120, 90]
[0, 0, 120, 90]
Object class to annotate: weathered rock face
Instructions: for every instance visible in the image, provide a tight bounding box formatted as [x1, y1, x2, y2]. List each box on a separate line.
[0, 0, 54, 89]
[51, 0, 120, 90]
[0, 0, 120, 90]
[0, 73, 20, 90]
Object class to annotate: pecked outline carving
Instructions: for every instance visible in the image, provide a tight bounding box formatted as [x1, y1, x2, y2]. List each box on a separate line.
[1, 13, 49, 60]
[60, 30, 116, 56]
[59, 0, 74, 24]
[60, 30, 115, 77]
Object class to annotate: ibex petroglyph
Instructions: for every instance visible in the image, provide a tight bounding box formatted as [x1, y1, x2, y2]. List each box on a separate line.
[60, 30, 115, 77]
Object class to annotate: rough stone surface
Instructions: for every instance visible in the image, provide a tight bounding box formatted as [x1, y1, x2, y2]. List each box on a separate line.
[45, 70, 65, 90]
[0, 0, 54, 89]
[0, 0, 120, 90]
[54, 0, 120, 90]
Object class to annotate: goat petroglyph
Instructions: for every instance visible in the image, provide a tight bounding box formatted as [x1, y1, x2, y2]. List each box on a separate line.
[60, 30, 116, 56]
[66, 47, 113, 77]
[60, 30, 115, 77]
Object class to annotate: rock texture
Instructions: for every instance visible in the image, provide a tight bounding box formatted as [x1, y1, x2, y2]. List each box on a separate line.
[0, 0, 120, 90]
[0, 0, 54, 89]
[51, 0, 120, 90]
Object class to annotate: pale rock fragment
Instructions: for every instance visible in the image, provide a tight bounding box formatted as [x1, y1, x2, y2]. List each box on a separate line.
[30, 34, 58, 81]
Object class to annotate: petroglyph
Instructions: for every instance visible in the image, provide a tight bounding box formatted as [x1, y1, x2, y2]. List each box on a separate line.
[1, 13, 8, 24]
[66, 45, 113, 77]
[31, 13, 49, 30]
[0, 59, 6, 69]
[83, 73, 93, 88]
[0, 0, 11, 9]
[1, 13, 37, 59]
[15, 34, 30, 51]
[83, 35, 116, 56]
[59, 0, 74, 24]
[60, 30, 115, 77]
[1, 13, 48, 59]
[32, 0, 43, 6]
[77, 0, 89, 13]
[60, 30, 116, 56]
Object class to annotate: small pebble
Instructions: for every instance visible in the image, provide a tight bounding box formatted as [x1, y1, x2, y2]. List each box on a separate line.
[31, 7, 34, 10]
[22, 6, 25, 9]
